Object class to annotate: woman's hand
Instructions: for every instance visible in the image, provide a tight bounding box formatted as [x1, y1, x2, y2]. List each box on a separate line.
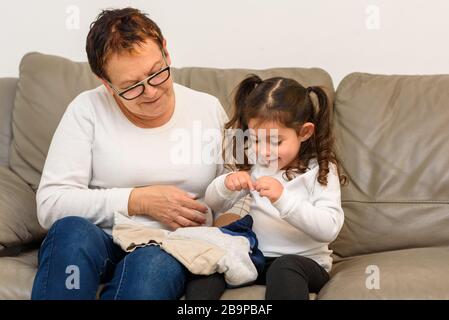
[127, 185, 209, 230]
[225, 171, 255, 191]
[255, 176, 284, 203]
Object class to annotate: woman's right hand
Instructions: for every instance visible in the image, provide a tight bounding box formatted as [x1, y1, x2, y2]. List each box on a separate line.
[127, 185, 209, 230]
[225, 171, 255, 191]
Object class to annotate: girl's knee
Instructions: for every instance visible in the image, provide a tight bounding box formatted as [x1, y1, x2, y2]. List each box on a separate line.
[269, 255, 301, 270]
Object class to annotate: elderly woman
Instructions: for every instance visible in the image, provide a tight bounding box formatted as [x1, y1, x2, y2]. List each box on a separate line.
[31, 8, 228, 300]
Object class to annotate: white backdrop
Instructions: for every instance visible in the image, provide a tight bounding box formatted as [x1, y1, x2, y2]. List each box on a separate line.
[2, 0, 449, 85]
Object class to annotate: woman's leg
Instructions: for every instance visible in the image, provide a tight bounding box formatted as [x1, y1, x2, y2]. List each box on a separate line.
[264, 255, 329, 300]
[185, 273, 226, 300]
[100, 245, 187, 300]
[31, 216, 125, 300]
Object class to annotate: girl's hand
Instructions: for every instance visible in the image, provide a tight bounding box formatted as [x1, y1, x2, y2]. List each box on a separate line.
[225, 171, 255, 191]
[255, 176, 284, 203]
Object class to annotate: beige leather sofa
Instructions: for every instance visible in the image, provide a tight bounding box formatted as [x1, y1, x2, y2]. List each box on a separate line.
[1, 52, 448, 299]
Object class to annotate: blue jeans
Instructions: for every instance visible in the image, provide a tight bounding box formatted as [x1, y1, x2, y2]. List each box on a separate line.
[31, 216, 187, 300]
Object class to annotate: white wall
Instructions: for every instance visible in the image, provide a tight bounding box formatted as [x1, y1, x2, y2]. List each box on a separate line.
[2, 0, 449, 86]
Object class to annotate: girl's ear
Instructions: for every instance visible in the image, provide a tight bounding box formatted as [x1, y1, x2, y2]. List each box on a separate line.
[298, 122, 315, 142]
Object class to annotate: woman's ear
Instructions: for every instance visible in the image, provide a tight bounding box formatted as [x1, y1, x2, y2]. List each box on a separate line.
[162, 39, 172, 66]
[298, 122, 315, 142]
[100, 78, 115, 96]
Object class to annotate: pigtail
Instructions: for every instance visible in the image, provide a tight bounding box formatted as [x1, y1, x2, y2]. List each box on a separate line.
[225, 75, 262, 131]
[223, 75, 262, 171]
[306, 86, 347, 186]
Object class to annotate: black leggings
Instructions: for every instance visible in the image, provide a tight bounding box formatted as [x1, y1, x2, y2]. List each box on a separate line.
[185, 254, 329, 300]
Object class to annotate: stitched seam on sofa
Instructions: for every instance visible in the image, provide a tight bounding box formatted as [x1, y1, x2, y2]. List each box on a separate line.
[0, 241, 41, 257]
[341, 200, 449, 204]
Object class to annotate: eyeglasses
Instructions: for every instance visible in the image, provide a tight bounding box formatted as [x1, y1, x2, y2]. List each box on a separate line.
[108, 53, 171, 101]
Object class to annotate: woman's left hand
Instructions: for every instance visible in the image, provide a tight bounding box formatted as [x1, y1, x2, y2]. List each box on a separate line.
[254, 176, 284, 203]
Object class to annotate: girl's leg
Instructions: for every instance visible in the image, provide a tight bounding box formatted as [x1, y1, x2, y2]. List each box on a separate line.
[31, 216, 125, 300]
[185, 273, 226, 300]
[264, 255, 329, 300]
[100, 245, 187, 300]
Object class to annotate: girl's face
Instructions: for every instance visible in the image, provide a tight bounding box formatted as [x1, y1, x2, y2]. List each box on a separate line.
[248, 119, 315, 170]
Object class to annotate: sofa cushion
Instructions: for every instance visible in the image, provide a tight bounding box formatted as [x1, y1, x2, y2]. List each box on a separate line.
[0, 78, 17, 167]
[10, 52, 335, 191]
[0, 167, 46, 253]
[319, 247, 449, 299]
[0, 250, 312, 300]
[0, 249, 37, 299]
[331, 73, 449, 257]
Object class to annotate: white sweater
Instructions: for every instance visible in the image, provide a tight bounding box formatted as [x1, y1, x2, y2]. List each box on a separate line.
[205, 160, 344, 272]
[37, 83, 228, 232]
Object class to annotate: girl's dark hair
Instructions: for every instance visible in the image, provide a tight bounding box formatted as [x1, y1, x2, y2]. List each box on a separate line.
[224, 75, 347, 186]
[86, 7, 164, 81]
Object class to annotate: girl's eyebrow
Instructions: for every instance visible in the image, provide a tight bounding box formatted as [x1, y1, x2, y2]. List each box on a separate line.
[249, 134, 285, 140]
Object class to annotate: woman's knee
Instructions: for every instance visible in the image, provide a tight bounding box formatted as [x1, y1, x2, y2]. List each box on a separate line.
[113, 246, 187, 300]
[42, 216, 104, 257]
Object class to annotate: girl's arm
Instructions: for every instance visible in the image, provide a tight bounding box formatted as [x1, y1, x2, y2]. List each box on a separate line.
[272, 164, 344, 243]
[205, 173, 250, 220]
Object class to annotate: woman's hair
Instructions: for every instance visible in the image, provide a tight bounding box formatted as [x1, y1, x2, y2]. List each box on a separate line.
[86, 7, 164, 81]
[224, 75, 347, 186]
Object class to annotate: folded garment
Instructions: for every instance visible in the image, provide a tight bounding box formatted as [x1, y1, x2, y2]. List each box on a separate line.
[113, 213, 264, 286]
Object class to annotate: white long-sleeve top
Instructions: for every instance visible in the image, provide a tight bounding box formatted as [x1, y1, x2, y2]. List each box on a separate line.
[36, 83, 228, 232]
[205, 160, 344, 272]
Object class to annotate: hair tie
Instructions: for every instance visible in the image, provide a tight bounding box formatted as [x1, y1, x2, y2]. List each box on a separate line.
[307, 87, 320, 115]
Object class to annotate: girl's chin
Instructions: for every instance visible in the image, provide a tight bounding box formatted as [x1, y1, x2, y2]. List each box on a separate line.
[258, 158, 282, 168]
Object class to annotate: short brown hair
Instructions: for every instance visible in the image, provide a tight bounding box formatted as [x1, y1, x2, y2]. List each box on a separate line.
[86, 7, 164, 80]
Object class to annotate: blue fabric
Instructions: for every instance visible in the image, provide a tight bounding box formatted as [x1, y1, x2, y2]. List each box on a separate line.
[31, 216, 187, 300]
[219, 215, 265, 276]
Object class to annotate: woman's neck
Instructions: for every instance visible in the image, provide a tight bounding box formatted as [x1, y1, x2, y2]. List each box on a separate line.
[113, 95, 175, 129]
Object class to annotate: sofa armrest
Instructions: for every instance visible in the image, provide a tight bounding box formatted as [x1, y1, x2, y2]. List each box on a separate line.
[0, 78, 18, 167]
[0, 166, 46, 256]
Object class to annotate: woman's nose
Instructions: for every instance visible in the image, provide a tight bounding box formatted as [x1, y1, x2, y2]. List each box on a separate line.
[142, 83, 158, 98]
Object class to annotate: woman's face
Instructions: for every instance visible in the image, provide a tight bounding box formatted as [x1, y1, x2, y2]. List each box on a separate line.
[103, 39, 175, 125]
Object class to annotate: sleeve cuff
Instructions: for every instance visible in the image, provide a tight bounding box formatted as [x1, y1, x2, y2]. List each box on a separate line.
[109, 188, 134, 217]
[215, 173, 237, 199]
[272, 188, 296, 218]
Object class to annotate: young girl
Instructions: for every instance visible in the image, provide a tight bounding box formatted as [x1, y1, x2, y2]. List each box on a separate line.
[204, 75, 347, 300]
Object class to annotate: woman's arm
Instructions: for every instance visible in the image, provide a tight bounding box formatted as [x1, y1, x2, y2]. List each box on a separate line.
[36, 97, 132, 230]
[272, 164, 344, 243]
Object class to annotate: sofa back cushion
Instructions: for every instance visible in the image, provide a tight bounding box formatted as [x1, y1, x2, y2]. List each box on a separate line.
[10, 53, 101, 190]
[10, 52, 334, 191]
[330, 73, 449, 257]
[0, 78, 18, 167]
[172, 67, 334, 116]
